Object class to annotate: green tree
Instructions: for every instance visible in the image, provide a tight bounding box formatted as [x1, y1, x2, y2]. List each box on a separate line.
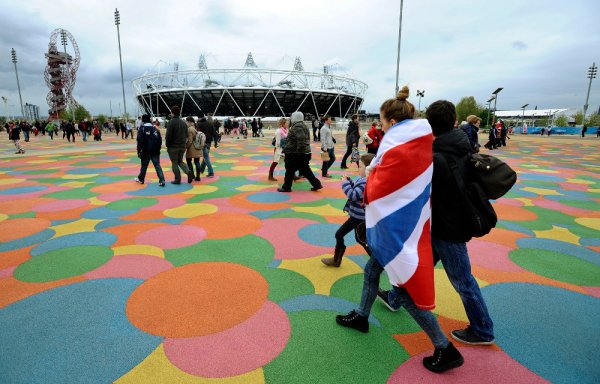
[59, 105, 91, 121]
[455, 96, 481, 124]
[587, 113, 600, 126]
[96, 114, 107, 125]
[554, 115, 568, 127]
[571, 111, 584, 125]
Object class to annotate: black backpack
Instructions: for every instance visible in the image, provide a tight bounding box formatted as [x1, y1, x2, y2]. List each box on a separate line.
[470, 153, 517, 199]
[446, 156, 498, 238]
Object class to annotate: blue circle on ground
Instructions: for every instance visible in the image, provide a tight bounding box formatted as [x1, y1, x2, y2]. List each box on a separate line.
[247, 192, 291, 203]
[0, 229, 55, 252]
[298, 223, 357, 247]
[31, 232, 117, 256]
[81, 206, 137, 219]
[0, 279, 161, 384]
[127, 183, 193, 196]
[0, 186, 47, 195]
[484, 282, 600, 384]
[66, 167, 120, 175]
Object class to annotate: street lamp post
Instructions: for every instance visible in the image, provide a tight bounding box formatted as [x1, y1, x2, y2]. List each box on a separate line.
[582, 62, 597, 126]
[521, 103, 529, 130]
[60, 30, 76, 121]
[486, 96, 495, 128]
[394, 0, 404, 96]
[11, 49, 25, 119]
[416, 90, 425, 112]
[115, 8, 127, 121]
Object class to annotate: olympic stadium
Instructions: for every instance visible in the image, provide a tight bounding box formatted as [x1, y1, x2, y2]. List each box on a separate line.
[132, 53, 368, 118]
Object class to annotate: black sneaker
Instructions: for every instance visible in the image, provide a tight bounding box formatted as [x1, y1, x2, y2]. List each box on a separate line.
[335, 310, 369, 333]
[451, 327, 494, 345]
[158, 181, 165, 187]
[310, 185, 323, 191]
[277, 187, 292, 193]
[423, 342, 464, 373]
[377, 289, 399, 312]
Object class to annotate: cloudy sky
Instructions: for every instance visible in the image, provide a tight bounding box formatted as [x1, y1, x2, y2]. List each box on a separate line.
[1, 0, 599, 118]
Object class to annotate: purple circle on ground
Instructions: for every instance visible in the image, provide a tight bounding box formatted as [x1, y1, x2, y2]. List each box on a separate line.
[135, 225, 206, 249]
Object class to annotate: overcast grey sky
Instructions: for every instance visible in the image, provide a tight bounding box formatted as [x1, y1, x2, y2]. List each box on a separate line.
[1, 0, 599, 117]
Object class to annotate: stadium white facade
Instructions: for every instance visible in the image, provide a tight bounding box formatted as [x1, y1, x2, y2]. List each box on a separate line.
[132, 53, 368, 118]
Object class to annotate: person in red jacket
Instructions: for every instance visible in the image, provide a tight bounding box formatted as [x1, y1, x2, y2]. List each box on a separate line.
[366, 121, 384, 154]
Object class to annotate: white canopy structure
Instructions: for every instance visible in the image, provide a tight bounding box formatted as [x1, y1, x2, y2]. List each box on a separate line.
[494, 109, 567, 118]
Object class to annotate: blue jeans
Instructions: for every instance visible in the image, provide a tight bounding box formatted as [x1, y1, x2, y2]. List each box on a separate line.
[138, 153, 165, 183]
[385, 237, 495, 341]
[322, 148, 335, 176]
[82, 130, 87, 141]
[357, 257, 449, 349]
[431, 237, 494, 341]
[199, 145, 214, 175]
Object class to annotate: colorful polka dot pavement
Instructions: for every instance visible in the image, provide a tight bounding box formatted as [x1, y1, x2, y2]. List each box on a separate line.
[0, 132, 598, 383]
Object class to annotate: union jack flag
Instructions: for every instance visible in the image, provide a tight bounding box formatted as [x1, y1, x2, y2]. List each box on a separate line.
[364, 119, 435, 310]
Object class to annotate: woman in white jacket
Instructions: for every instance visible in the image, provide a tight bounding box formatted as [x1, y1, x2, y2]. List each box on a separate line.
[268, 118, 289, 181]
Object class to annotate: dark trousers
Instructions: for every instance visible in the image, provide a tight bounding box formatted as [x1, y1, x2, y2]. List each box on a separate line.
[340, 145, 354, 168]
[313, 127, 320, 141]
[167, 148, 190, 182]
[281, 153, 321, 190]
[335, 216, 363, 248]
[138, 154, 165, 183]
[321, 148, 335, 176]
[186, 157, 201, 175]
[367, 147, 378, 154]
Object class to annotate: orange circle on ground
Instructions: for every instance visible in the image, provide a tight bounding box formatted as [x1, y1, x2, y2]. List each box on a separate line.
[493, 203, 538, 221]
[126, 262, 268, 338]
[184, 213, 263, 239]
[0, 218, 51, 242]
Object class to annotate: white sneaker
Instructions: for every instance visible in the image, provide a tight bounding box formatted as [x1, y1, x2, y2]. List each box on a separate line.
[134, 177, 144, 184]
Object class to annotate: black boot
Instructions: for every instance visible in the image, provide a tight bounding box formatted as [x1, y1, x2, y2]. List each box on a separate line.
[321, 245, 346, 267]
[335, 310, 369, 333]
[195, 169, 200, 181]
[422, 342, 464, 373]
[187, 171, 194, 184]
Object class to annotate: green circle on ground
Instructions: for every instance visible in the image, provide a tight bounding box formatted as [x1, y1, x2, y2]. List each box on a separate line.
[106, 197, 158, 211]
[14, 246, 113, 283]
[509, 248, 600, 286]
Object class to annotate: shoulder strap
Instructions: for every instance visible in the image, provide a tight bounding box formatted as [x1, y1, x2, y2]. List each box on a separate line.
[443, 154, 468, 193]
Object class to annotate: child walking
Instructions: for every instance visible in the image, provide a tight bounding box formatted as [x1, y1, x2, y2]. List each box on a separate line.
[322, 153, 374, 267]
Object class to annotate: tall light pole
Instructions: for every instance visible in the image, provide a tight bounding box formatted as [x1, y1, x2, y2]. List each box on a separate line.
[521, 103, 529, 128]
[394, 0, 404, 96]
[486, 96, 495, 128]
[416, 90, 425, 112]
[60, 30, 75, 121]
[582, 62, 597, 126]
[115, 8, 127, 120]
[11, 49, 25, 119]
[491, 87, 503, 123]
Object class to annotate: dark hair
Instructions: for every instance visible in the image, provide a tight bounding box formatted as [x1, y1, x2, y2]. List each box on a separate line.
[360, 153, 375, 167]
[141, 114, 151, 123]
[379, 85, 415, 124]
[426, 100, 456, 136]
[323, 114, 331, 121]
[171, 106, 181, 116]
[185, 116, 195, 123]
[352, 114, 359, 121]
[198, 112, 205, 118]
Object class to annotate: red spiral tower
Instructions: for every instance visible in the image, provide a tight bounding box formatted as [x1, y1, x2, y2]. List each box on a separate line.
[45, 28, 80, 119]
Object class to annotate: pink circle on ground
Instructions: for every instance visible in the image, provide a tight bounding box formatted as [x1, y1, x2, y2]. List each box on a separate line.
[135, 225, 206, 249]
[495, 197, 524, 207]
[203, 197, 252, 214]
[163, 301, 290, 378]
[532, 198, 596, 217]
[387, 347, 551, 383]
[467, 240, 525, 273]
[255, 218, 331, 260]
[84, 255, 173, 280]
[32, 199, 90, 212]
[582, 286, 600, 299]
[97, 192, 132, 203]
[145, 197, 187, 211]
[0, 266, 17, 278]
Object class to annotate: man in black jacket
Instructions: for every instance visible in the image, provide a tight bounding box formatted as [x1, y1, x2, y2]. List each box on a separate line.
[165, 106, 193, 184]
[340, 114, 360, 168]
[135, 114, 165, 186]
[277, 111, 322, 192]
[378, 100, 495, 346]
[197, 113, 217, 177]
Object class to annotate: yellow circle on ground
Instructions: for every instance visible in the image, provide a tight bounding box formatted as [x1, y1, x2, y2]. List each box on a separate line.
[164, 203, 218, 218]
[182, 185, 219, 195]
[0, 214, 8, 222]
[232, 165, 258, 171]
[575, 218, 600, 231]
[215, 159, 237, 163]
[0, 178, 26, 186]
[62, 174, 99, 179]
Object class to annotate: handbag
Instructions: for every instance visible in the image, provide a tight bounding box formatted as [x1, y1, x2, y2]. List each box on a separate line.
[362, 132, 373, 145]
[351, 146, 360, 163]
[320, 150, 330, 161]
